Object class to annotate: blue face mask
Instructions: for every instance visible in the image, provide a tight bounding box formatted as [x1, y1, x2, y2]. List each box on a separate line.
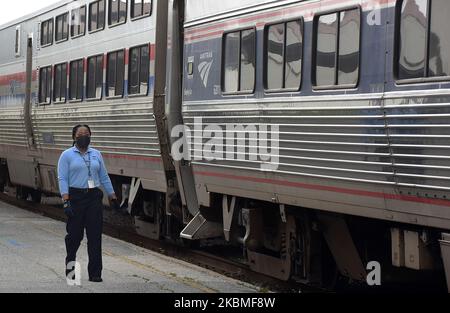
[76, 136, 91, 149]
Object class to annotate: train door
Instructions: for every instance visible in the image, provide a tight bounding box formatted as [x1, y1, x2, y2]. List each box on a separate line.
[24, 35, 37, 152]
[23, 34, 43, 193]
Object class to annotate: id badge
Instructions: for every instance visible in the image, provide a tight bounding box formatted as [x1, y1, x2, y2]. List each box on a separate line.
[88, 179, 95, 189]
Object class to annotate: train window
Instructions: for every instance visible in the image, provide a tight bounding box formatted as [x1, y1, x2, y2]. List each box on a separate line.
[241, 29, 256, 92]
[69, 59, 84, 101]
[316, 13, 337, 87]
[39, 66, 52, 104]
[89, 0, 106, 32]
[15, 26, 21, 57]
[128, 45, 150, 95]
[314, 8, 360, 88]
[397, 0, 450, 80]
[223, 32, 240, 92]
[87, 54, 104, 100]
[131, 0, 152, 19]
[222, 28, 256, 94]
[265, 20, 303, 91]
[107, 50, 125, 97]
[53, 63, 67, 103]
[56, 12, 69, 42]
[428, 0, 450, 77]
[71, 6, 86, 38]
[40, 19, 54, 47]
[109, 0, 127, 26]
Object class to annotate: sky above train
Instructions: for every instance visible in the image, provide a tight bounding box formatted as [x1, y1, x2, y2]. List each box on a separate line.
[0, 0, 60, 26]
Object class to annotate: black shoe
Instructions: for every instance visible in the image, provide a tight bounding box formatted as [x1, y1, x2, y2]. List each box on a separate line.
[89, 277, 103, 283]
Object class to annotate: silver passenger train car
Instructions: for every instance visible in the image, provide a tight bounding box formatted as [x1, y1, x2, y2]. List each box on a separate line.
[0, 0, 178, 238]
[1, 0, 450, 290]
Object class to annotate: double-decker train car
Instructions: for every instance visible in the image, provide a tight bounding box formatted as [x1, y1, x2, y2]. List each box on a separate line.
[1, 0, 450, 290]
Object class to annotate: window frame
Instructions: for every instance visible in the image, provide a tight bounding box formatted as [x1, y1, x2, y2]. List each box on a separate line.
[128, 44, 151, 97]
[221, 27, 257, 96]
[88, 0, 106, 34]
[40, 18, 54, 47]
[106, 49, 126, 99]
[15, 25, 21, 57]
[86, 54, 105, 101]
[263, 18, 304, 93]
[69, 59, 85, 103]
[71, 5, 87, 39]
[39, 66, 53, 105]
[130, 0, 152, 21]
[312, 5, 362, 91]
[53, 62, 68, 104]
[55, 12, 70, 44]
[394, 0, 450, 85]
[108, 0, 128, 27]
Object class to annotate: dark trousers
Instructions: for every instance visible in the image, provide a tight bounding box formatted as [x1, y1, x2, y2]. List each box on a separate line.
[65, 188, 104, 278]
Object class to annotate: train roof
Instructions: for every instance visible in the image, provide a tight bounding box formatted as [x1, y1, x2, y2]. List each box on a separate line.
[0, 0, 75, 31]
[185, 0, 283, 25]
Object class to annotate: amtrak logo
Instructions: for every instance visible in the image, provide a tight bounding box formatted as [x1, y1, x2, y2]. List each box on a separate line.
[198, 60, 213, 88]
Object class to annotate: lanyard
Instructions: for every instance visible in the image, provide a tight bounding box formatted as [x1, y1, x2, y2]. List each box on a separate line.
[79, 152, 92, 178]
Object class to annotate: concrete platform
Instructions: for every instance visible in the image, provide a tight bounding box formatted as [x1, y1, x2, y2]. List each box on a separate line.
[0, 201, 261, 293]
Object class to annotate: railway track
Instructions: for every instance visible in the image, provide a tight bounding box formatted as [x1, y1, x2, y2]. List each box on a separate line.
[0, 191, 318, 293]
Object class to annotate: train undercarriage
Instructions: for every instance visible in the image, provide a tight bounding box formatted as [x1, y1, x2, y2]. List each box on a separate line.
[2, 160, 448, 291]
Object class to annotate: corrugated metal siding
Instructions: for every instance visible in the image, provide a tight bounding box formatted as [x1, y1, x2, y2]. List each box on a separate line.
[0, 108, 28, 147]
[184, 96, 396, 186]
[32, 101, 161, 157]
[386, 94, 450, 191]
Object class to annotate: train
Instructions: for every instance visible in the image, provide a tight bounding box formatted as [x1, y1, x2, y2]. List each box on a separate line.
[1, 0, 450, 291]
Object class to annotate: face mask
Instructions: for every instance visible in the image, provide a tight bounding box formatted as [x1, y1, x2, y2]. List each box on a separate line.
[76, 136, 91, 149]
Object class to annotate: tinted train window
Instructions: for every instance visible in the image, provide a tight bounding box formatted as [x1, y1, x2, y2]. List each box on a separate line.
[107, 50, 125, 97]
[87, 55, 104, 99]
[131, 0, 152, 19]
[314, 8, 360, 87]
[109, 0, 127, 25]
[129, 45, 150, 95]
[15, 26, 21, 56]
[56, 13, 69, 42]
[89, 0, 106, 32]
[71, 6, 86, 37]
[398, 0, 450, 80]
[265, 20, 303, 91]
[39, 66, 52, 104]
[53, 63, 67, 103]
[41, 19, 53, 46]
[69, 59, 84, 101]
[222, 28, 256, 93]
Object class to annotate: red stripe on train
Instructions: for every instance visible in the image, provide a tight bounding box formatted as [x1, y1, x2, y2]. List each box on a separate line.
[194, 170, 450, 208]
[185, 0, 394, 41]
[0, 71, 37, 86]
[102, 153, 162, 163]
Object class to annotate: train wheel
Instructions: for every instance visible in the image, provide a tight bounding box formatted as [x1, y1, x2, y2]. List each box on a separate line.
[30, 190, 42, 204]
[292, 213, 339, 289]
[15, 186, 29, 201]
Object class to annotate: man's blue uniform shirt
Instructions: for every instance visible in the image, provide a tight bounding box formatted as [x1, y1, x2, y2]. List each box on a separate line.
[58, 146, 115, 196]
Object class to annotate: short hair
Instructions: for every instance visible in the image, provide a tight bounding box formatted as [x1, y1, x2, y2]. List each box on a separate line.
[72, 124, 92, 140]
